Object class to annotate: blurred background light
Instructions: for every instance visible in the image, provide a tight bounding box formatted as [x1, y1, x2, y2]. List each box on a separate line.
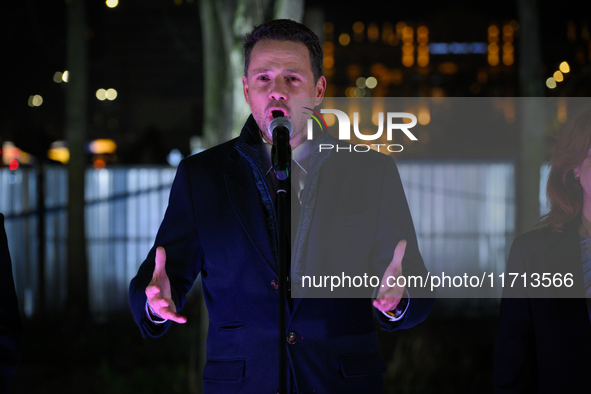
[28, 95, 43, 107]
[88, 139, 117, 154]
[418, 106, 431, 125]
[488, 24, 499, 37]
[339, 33, 350, 46]
[430, 42, 488, 55]
[93, 158, 106, 169]
[367, 23, 379, 42]
[353, 21, 364, 42]
[438, 62, 458, 75]
[8, 159, 19, 171]
[106, 88, 118, 100]
[502, 53, 514, 66]
[96, 88, 117, 101]
[2, 141, 31, 166]
[488, 53, 499, 66]
[167, 149, 183, 167]
[559, 61, 570, 73]
[2, 141, 19, 165]
[18, 151, 31, 164]
[48, 141, 70, 164]
[353, 21, 364, 34]
[96, 89, 107, 101]
[488, 43, 499, 55]
[106, 0, 118, 8]
[365, 76, 377, 89]
[402, 54, 414, 67]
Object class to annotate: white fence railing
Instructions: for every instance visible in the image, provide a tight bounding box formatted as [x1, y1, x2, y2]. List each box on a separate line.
[1, 161, 548, 318]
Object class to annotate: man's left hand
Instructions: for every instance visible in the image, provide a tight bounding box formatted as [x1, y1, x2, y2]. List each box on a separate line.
[373, 239, 406, 312]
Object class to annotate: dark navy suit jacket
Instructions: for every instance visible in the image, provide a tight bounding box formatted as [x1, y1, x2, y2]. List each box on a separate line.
[130, 116, 433, 393]
[494, 219, 591, 393]
[0, 214, 23, 394]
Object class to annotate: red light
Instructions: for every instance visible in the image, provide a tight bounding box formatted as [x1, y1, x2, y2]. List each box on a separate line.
[93, 159, 106, 169]
[9, 159, 19, 171]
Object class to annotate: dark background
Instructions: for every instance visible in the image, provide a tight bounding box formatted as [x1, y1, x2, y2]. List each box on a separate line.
[2, 1, 590, 392]
[4, 0, 591, 164]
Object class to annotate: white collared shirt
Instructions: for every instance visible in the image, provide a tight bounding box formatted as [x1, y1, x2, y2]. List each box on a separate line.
[261, 138, 312, 204]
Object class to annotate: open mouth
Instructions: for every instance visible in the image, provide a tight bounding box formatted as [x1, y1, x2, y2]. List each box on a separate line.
[270, 108, 288, 119]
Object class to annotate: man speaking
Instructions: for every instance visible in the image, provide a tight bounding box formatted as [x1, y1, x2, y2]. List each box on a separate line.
[130, 19, 433, 393]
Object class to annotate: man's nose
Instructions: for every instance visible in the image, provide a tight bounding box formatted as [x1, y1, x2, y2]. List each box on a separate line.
[269, 78, 287, 101]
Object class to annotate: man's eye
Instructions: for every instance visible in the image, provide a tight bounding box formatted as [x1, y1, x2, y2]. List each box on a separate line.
[257, 76, 269, 81]
[287, 76, 300, 82]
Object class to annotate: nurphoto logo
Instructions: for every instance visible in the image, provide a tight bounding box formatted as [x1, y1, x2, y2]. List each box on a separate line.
[304, 107, 418, 153]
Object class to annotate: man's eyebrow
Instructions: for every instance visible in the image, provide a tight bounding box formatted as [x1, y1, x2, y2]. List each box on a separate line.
[285, 69, 306, 76]
[250, 68, 306, 76]
[250, 68, 270, 74]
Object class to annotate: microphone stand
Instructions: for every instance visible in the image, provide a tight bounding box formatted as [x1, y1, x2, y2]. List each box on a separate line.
[271, 118, 291, 394]
[276, 177, 289, 394]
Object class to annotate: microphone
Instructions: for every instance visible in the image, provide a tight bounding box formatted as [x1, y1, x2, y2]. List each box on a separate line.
[269, 114, 292, 181]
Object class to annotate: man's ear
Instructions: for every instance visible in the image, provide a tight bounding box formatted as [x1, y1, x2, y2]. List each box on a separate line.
[314, 76, 327, 106]
[242, 75, 250, 105]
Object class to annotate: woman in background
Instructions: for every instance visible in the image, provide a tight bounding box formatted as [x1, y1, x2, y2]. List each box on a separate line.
[494, 107, 591, 393]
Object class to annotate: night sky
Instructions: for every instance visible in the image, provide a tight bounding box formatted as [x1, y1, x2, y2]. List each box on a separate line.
[2, 0, 590, 163]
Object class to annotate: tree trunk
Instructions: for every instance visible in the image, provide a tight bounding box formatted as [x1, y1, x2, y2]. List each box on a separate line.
[517, 0, 545, 235]
[199, 0, 305, 148]
[198, 0, 235, 147]
[274, 0, 304, 23]
[65, 0, 89, 323]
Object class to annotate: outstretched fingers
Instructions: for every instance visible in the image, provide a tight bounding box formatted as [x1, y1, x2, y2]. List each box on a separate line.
[145, 246, 187, 324]
[373, 239, 407, 312]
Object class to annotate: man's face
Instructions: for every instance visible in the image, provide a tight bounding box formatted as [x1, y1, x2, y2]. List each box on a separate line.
[243, 39, 326, 148]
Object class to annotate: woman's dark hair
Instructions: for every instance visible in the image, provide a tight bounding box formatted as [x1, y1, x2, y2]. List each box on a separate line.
[244, 19, 323, 82]
[543, 106, 591, 231]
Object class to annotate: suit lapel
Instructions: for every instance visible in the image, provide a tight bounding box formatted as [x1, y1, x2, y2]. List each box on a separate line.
[290, 151, 351, 318]
[225, 152, 278, 275]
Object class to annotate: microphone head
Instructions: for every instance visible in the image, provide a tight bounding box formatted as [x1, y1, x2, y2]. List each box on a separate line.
[268, 116, 293, 136]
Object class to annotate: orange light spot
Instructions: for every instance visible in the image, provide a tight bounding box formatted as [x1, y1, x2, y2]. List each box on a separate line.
[94, 159, 106, 169]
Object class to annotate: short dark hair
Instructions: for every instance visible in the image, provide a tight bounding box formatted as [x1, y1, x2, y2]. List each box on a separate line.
[244, 19, 323, 82]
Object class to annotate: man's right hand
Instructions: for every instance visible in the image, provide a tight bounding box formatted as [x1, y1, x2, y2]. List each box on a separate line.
[145, 247, 187, 324]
